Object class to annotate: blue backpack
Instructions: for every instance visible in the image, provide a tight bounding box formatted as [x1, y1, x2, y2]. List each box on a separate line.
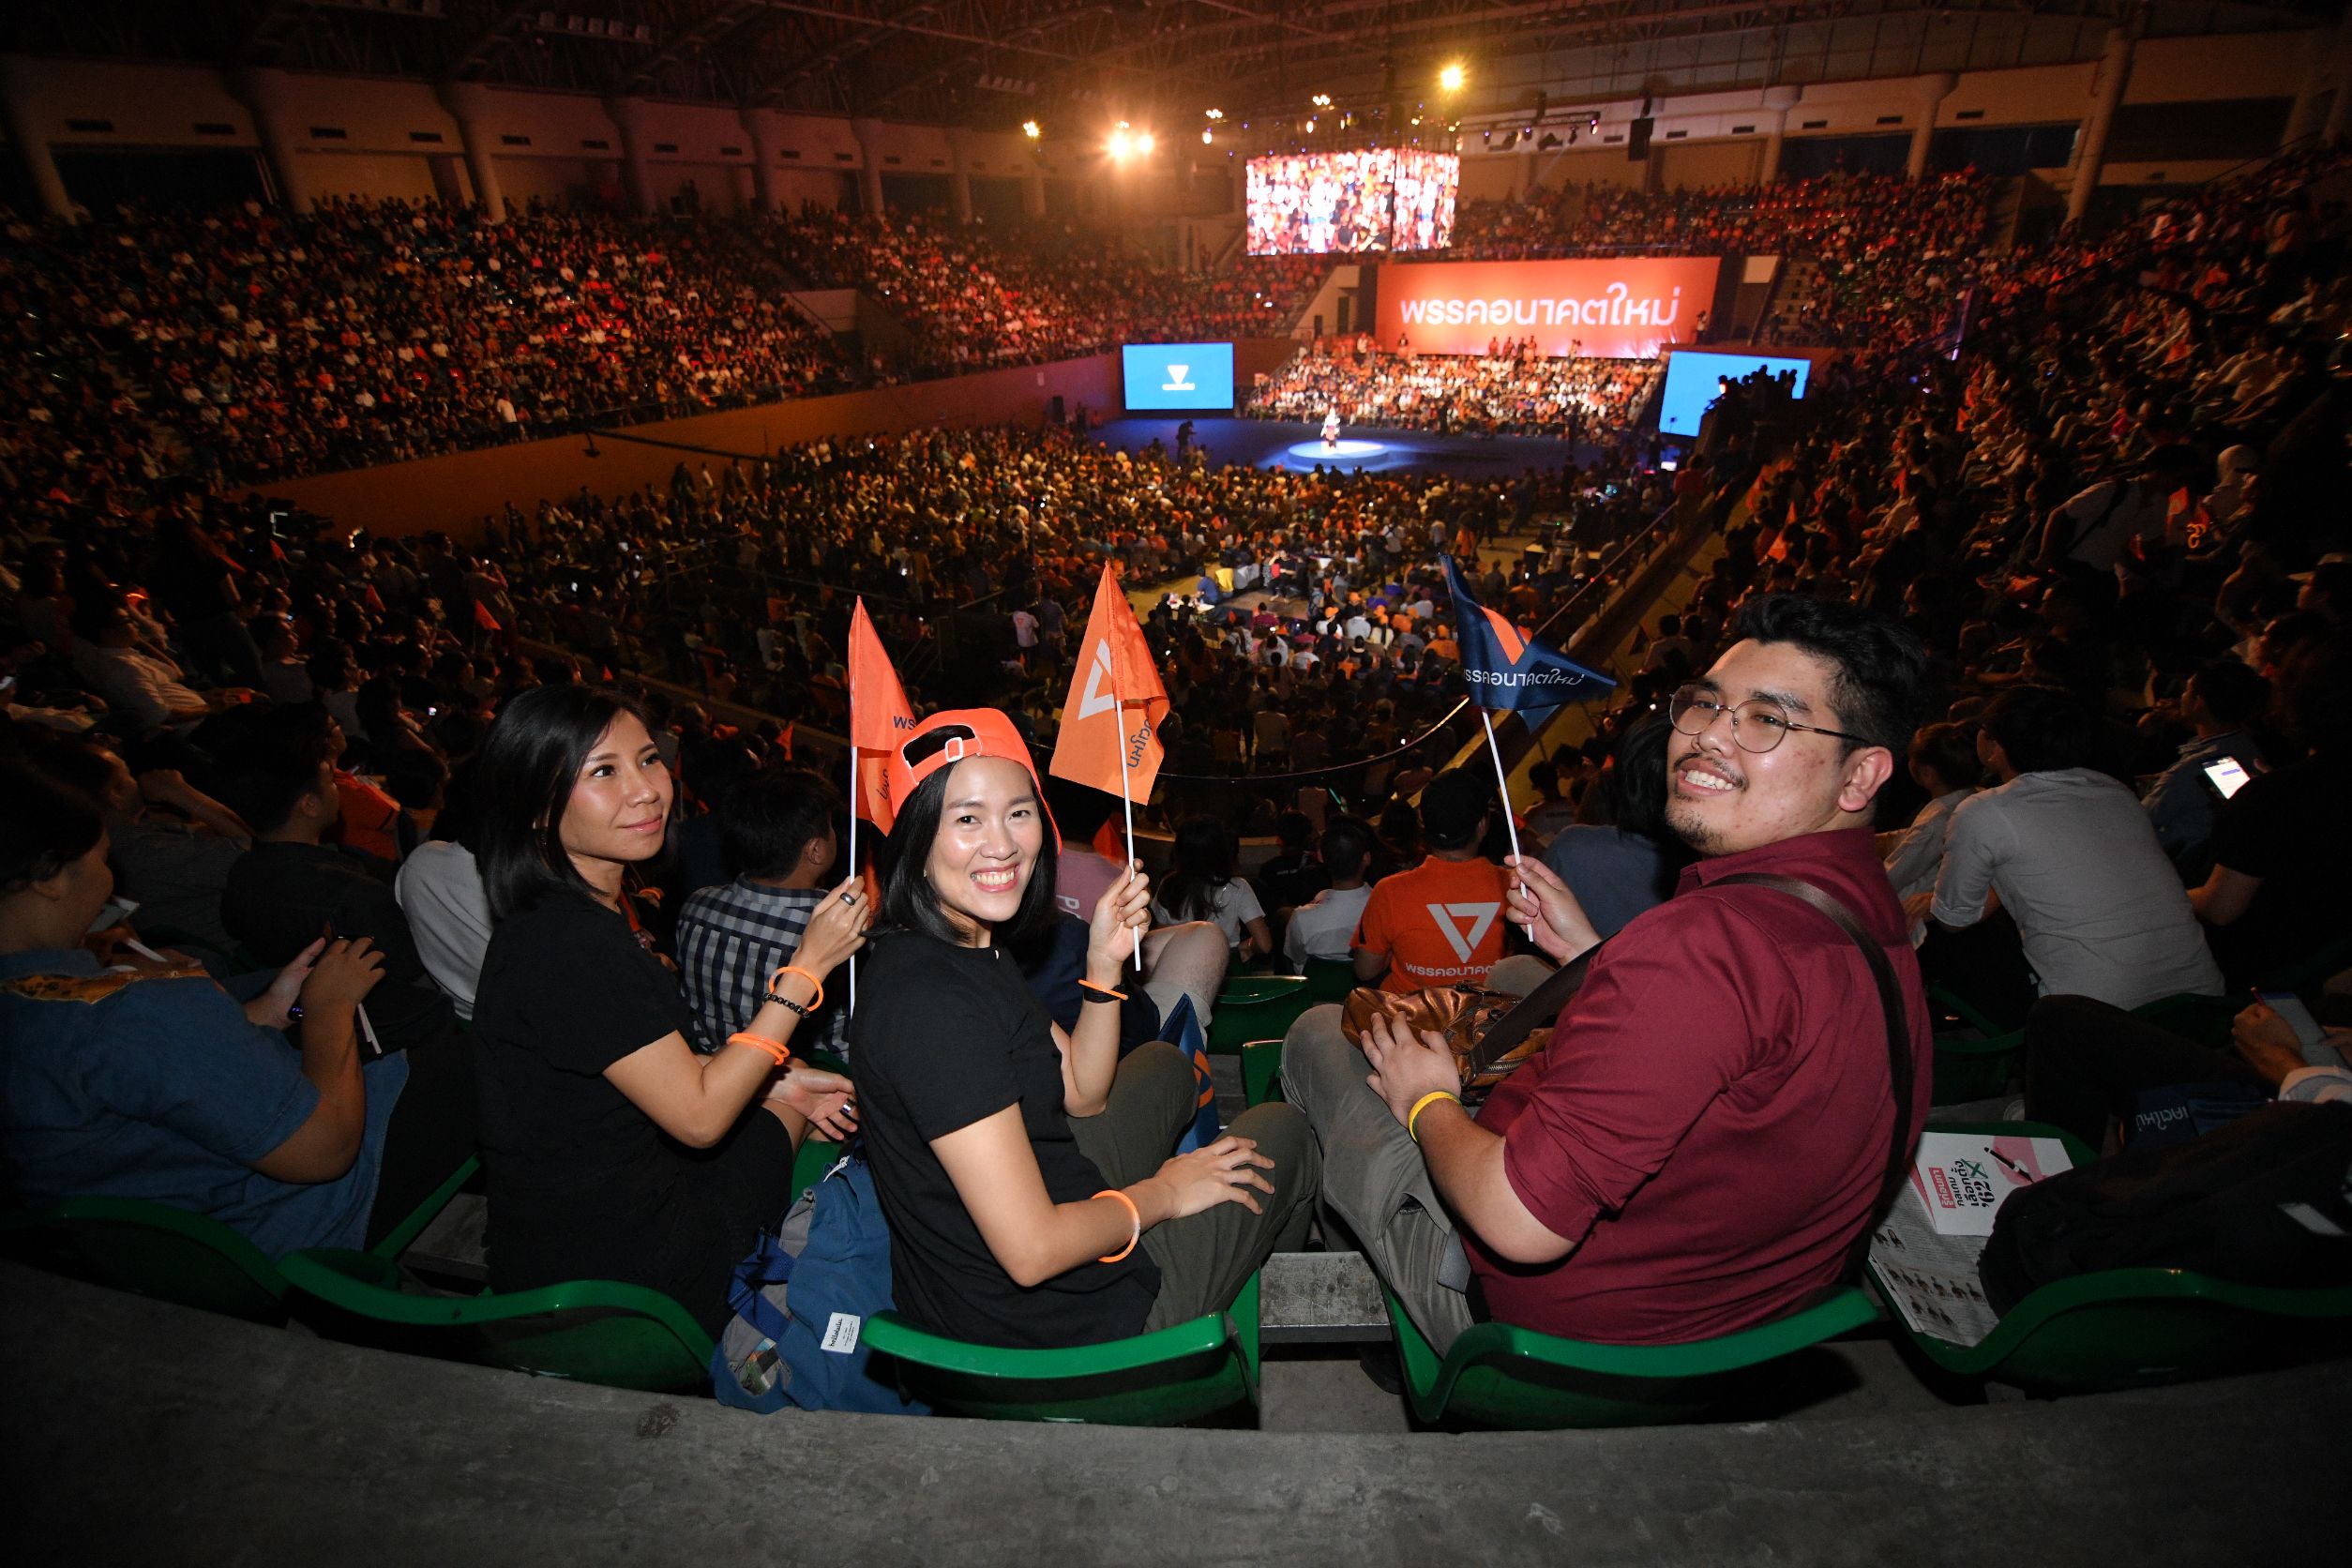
[710, 1148, 927, 1416]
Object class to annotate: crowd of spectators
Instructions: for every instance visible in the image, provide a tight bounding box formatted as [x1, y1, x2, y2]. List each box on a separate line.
[1244, 337, 1663, 438]
[760, 208, 1325, 375]
[6, 145, 2347, 1394]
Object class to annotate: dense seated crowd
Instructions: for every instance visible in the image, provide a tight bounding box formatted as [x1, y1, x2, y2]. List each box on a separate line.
[1, 199, 851, 489]
[1244, 337, 1663, 437]
[0, 197, 1326, 494]
[1440, 172, 1994, 349]
[4, 144, 2347, 1417]
[761, 208, 1326, 375]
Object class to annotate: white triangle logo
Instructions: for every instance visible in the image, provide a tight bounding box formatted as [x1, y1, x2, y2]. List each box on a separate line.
[1078, 639, 1118, 719]
[1161, 365, 1195, 392]
[1425, 901, 1500, 963]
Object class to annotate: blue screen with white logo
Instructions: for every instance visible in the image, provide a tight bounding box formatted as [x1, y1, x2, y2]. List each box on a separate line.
[1122, 343, 1235, 412]
[1657, 351, 1812, 438]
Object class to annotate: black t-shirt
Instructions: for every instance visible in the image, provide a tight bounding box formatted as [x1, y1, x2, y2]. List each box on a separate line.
[852, 927, 1160, 1349]
[470, 892, 771, 1328]
[2206, 759, 2352, 986]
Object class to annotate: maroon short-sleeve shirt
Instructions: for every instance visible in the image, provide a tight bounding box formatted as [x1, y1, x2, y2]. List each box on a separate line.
[1470, 826, 1933, 1344]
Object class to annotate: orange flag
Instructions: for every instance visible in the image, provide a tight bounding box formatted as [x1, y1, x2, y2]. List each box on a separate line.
[1049, 566, 1168, 806]
[848, 598, 915, 831]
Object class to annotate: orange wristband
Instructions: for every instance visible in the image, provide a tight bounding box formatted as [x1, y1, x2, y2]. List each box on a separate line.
[1093, 1188, 1141, 1263]
[766, 965, 824, 1014]
[728, 1032, 792, 1068]
[1078, 979, 1128, 1003]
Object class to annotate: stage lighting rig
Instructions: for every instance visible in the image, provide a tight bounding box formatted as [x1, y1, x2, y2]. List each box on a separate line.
[1439, 63, 1467, 94]
[1022, 120, 1041, 140]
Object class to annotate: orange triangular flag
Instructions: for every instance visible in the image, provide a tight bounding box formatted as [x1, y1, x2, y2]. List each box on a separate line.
[1049, 566, 1168, 806]
[848, 598, 916, 831]
[472, 599, 502, 633]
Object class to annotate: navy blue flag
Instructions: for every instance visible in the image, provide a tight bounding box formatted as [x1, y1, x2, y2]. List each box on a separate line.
[1440, 554, 1616, 712]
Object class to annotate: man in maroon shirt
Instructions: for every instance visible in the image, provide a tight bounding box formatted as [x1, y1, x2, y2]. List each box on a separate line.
[1284, 595, 1934, 1349]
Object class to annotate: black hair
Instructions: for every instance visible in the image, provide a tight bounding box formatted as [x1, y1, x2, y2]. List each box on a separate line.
[1319, 816, 1374, 880]
[1, 761, 105, 897]
[2190, 658, 2270, 730]
[1418, 767, 1491, 852]
[878, 757, 1060, 948]
[210, 728, 337, 836]
[1908, 721, 1983, 794]
[1729, 593, 1929, 759]
[1273, 810, 1315, 851]
[1980, 686, 2096, 776]
[1604, 713, 1677, 840]
[1159, 816, 1238, 925]
[2274, 631, 2352, 761]
[719, 767, 843, 882]
[1525, 758, 1559, 798]
[475, 685, 659, 921]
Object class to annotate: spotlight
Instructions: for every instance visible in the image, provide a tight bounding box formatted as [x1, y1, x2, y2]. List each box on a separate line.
[1202, 127, 1213, 144]
[1439, 63, 1466, 94]
[1137, 130, 1154, 154]
[1108, 125, 1132, 158]
[1021, 120, 1040, 140]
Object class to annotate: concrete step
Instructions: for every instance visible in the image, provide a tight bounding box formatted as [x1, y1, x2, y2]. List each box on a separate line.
[1259, 1249, 1391, 1344]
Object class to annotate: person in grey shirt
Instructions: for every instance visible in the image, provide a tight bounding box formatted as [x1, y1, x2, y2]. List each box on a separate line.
[1882, 721, 1981, 902]
[1922, 687, 2221, 1012]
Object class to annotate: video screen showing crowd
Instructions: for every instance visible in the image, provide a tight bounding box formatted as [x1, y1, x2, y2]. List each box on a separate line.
[1245, 149, 1460, 255]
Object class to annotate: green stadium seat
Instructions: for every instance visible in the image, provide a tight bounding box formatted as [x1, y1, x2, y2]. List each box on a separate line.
[1871, 1121, 2352, 1394]
[1302, 957, 1359, 1003]
[1205, 974, 1312, 1055]
[1240, 1038, 1286, 1108]
[0, 1197, 293, 1326]
[1932, 1026, 2024, 1105]
[1381, 1283, 1880, 1430]
[277, 1138, 843, 1395]
[862, 1273, 1263, 1425]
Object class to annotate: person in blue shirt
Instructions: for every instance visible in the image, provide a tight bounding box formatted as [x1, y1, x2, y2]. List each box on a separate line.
[0, 761, 451, 1257]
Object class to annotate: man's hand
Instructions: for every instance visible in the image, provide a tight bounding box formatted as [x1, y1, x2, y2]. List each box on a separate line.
[248, 937, 327, 1031]
[2232, 1000, 2312, 1087]
[766, 1064, 858, 1141]
[1503, 853, 1601, 965]
[1902, 890, 1938, 927]
[1359, 1012, 1461, 1127]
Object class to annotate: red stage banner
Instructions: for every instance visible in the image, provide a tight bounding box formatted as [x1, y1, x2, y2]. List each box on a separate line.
[1375, 257, 1722, 359]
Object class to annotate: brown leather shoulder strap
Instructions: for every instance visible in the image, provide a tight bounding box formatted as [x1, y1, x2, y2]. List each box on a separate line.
[1711, 872, 1920, 1283]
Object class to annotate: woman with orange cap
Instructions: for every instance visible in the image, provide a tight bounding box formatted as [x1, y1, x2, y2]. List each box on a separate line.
[853, 709, 1319, 1349]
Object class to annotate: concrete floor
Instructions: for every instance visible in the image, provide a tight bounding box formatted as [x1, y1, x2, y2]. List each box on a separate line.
[8, 1262, 2344, 1567]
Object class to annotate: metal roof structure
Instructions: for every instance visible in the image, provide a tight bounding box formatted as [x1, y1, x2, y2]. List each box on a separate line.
[5, 1, 2339, 129]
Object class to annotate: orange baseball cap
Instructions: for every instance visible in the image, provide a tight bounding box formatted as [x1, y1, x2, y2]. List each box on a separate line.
[884, 708, 1061, 848]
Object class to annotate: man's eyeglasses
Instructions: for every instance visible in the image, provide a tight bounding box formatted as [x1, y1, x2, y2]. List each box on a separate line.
[1667, 685, 1868, 755]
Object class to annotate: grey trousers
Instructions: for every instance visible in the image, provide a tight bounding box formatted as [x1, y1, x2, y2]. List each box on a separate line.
[1279, 955, 1555, 1355]
[1069, 1041, 1320, 1332]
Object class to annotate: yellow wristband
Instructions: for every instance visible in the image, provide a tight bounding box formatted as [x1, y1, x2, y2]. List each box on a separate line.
[1407, 1090, 1461, 1144]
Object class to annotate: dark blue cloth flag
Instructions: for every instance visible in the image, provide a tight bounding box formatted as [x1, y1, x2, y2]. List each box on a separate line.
[1440, 554, 1617, 712]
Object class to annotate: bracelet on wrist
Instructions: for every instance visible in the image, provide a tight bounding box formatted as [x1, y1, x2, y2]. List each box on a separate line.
[1407, 1090, 1462, 1144]
[764, 964, 824, 1015]
[1078, 978, 1127, 1004]
[728, 1032, 793, 1069]
[1093, 1188, 1141, 1263]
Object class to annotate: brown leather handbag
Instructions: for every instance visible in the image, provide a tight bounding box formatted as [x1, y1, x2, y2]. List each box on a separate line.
[1338, 946, 1597, 1098]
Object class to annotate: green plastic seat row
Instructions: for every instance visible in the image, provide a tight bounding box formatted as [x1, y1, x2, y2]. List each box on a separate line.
[1869, 1122, 2352, 1393]
[1204, 973, 1314, 1056]
[1381, 1283, 1881, 1429]
[862, 1273, 1263, 1425]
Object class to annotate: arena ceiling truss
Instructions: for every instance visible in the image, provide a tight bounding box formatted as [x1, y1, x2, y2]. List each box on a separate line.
[6, 0, 2343, 129]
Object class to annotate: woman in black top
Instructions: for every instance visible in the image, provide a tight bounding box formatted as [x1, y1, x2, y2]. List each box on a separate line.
[469, 686, 860, 1334]
[854, 710, 1318, 1350]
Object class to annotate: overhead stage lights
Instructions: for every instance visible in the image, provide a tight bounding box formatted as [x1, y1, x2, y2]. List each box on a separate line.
[1022, 120, 1041, 140]
[1439, 63, 1467, 94]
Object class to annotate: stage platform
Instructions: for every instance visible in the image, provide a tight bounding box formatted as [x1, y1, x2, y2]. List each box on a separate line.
[1090, 416, 1595, 478]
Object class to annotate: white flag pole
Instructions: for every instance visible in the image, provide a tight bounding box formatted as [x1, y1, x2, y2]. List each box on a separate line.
[1116, 698, 1141, 975]
[1481, 707, 1523, 871]
[846, 672, 858, 1020]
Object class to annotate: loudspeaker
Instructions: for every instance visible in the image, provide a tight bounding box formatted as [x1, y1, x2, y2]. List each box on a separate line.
[1627, 116, 1653, 159]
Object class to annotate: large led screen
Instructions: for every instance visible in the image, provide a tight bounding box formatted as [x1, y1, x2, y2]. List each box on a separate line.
[1122, 342, 1236, 412]
[1375, 257, 1722, 359]
[1245, 149, 1459, 256]
[1658, 350, 1812, 437]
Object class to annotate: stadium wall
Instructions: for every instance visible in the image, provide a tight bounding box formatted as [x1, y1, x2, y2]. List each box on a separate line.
[249, 339, 1298, 543]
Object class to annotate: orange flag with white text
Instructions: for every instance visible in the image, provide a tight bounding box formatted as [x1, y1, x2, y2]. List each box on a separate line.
[848, 597, 916, 831]
[1049, 566, 1168, 806]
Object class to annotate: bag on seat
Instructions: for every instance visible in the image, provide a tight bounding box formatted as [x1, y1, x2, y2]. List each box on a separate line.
[712, 1147, 927, 1416]
[1979, 1102, 2352, 1315]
